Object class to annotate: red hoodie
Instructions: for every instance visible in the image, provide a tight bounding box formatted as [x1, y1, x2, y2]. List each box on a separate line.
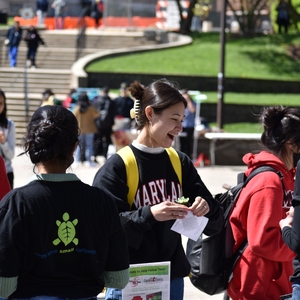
[227, 151, 295, 300]
[0, 156, 10, 200]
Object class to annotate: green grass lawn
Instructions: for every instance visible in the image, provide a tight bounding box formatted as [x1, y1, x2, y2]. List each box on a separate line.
[88, 31, 300, 133]
[202, 91, 300, 106]
[87, 32, 300, 81]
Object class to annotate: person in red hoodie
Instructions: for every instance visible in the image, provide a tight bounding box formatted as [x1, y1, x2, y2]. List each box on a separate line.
[0, 155, 10, 200]
[227, 106, 300, 300]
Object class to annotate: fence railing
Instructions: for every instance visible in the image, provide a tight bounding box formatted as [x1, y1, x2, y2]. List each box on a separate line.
[75, 22, 86, 61]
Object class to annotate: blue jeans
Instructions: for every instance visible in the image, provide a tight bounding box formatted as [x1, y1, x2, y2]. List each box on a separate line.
[8, 46, 18, 67]
[105, 277, 184, 300]
[292, 281, 300, 300]
[75, 133, 94, 163]
[27, 48, 37, 66]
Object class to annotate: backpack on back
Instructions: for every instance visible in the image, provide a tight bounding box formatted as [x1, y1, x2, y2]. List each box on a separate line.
[186, 166, 283, 296]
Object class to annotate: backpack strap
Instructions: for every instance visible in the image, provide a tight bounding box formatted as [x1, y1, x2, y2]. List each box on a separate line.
[117, 146, 138, 209]
[117, 146, 182, 209]
[165, 147, 182, 187]
[241, 166, 283, 187]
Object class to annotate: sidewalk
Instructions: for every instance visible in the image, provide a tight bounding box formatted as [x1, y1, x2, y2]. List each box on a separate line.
[12, 148, 246, 299]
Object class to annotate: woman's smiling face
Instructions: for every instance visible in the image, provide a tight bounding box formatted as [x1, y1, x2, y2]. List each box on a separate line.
[143, 102, 185, 148]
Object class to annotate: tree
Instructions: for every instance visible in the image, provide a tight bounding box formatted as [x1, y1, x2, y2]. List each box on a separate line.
[175, 0, 197, 33]
[226, 0, 271, 35]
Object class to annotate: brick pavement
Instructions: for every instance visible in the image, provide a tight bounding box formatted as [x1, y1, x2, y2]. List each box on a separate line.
[12, 147, 246, 299]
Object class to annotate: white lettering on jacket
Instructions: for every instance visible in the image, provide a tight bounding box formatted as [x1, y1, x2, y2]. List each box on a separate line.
[134, 180, 181, 208]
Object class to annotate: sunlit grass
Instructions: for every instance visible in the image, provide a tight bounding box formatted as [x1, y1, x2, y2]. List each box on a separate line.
[87, 32, 300, 81]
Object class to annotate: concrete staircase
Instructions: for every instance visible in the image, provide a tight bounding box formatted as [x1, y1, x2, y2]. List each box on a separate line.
[0, 28, 160, 144]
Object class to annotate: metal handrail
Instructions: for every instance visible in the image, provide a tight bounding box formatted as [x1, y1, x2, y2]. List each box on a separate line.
[75, 21, 86, 61]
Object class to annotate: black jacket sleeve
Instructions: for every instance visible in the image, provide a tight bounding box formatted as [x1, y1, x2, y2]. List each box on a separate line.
[282, 160, 300, 253]
[92, 154, 156, 249]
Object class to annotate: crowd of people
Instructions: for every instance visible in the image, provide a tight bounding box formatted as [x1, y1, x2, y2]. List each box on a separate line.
[4, 0, 105, 67]
[1, 78, 300, 300]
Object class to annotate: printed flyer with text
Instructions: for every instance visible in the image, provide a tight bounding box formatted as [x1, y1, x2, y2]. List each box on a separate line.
[122, 261, 170, 300]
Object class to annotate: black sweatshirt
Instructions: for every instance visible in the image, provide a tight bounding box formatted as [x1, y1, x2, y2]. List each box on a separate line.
[0, 177, 129, 298]
[93, 145, 223, 280]
[282, 159, 300, 282]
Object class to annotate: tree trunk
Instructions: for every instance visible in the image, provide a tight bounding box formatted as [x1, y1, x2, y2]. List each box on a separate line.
[176, 0, 198, 33]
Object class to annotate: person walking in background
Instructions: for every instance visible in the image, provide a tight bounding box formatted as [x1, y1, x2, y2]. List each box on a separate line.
[36, 0, 49, 25]
[51, 0, 66, 29]
[114, 82, 134, 130]
[0, 156, 10, 200]
[0, 89, 15, 189]
[192, 2, 202, 32]
[276, 0, 290, 33]
[40, 88, 62, 106]
[179, 89, 196, 159]
[93, 86, 116, 161]
[73, 92, 99, 167]
[5, 20, 22, 68]
[227, 106, 300, 299]
[24, 26, 45, 69]
[93, 79, 223, 300]
[80, 0, 92, 17]
[90, 0, 104, 28]
[62, 88, 77, 110]
[0, 105, 129, 299]
[280, 158, 300, 300]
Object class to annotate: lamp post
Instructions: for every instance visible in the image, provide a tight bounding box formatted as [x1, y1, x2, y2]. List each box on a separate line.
[217, 0, 226, 129]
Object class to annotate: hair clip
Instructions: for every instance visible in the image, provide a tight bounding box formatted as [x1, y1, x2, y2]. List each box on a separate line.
[130, 99, 140, 122]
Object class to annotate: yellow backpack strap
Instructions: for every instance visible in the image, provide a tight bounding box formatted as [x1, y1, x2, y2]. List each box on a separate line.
[117, 146, 182, 209]
[117, 146, 138, 209]
[165, 147, 182, 187]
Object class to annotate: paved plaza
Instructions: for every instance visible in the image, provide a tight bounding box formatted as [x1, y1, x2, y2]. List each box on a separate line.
[12, 147, 246, 299]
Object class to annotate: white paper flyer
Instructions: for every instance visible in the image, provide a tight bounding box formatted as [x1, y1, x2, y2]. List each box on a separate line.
[171, 211, 208, 241]
[122, 261, 170, 300]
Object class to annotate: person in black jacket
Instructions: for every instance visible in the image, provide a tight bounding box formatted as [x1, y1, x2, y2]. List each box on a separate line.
[114, 82, 134, 129]
[93, 86, 116, 160]
[5, 21, 22, 68]
[90, 0, 104, 28]
[280, 157, 300, 299]
[0, 105, 129, 299]
[36, 0, 49, 25]
[24, 26, 45, 69]
[276, 0, 290, 33]
[93, 79, 223, 300]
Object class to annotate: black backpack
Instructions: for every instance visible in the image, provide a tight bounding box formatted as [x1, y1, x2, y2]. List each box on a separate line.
[186, 166, 283, 296]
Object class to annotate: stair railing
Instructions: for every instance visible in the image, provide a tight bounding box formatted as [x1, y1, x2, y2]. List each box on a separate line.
[1, 37, 7, 68]
[75, 16, 86, 61]
[24, 60, 30, 123]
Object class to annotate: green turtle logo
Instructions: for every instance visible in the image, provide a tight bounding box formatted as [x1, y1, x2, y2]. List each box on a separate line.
[53, 212, 78, 246]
